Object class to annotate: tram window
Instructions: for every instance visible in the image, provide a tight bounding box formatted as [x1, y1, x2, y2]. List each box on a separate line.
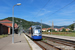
[36, 27, 41, 29]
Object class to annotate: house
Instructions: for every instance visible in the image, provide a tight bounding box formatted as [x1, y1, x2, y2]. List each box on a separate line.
[42, 28, 47, 32]
[0, 19, 18, 35]
[54, 28, 59, 31]
[59, 27, 64, 31]
[66, 28, 70, 31]
[47, 28, 51, 30]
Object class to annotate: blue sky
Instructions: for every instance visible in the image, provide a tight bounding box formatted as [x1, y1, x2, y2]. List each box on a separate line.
[0, 0, 75, 26]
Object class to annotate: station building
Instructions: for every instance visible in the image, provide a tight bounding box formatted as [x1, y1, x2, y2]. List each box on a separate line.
[0, 19, 18, 35]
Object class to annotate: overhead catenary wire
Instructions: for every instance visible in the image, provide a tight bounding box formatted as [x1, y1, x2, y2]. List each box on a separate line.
[47, 0, 75, 17]
[35, 0, 50, 17]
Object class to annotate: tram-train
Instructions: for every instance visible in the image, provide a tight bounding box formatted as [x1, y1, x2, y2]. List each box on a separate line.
[30, 25, 42, 40]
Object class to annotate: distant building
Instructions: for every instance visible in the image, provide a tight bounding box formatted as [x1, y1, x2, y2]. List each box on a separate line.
[0, 19, 18, 35]
[66, 28, 70, 31]
[42, 28, 47, 32]
[47, 28, 51, 30]
[42, 27, 71, 32]
[59, 27, 64, 31]
[54, 28, 59, 31]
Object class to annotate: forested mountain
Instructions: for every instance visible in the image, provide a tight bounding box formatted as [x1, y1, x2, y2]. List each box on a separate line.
[54, 26, 68, 28]
[30, 21, 50, 28]
[1, 17, 68, 29]
[2, 17, 51, 29]
[68, 24, 74, 30]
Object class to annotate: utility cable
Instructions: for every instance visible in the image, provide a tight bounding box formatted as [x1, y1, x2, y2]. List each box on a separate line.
[47, 0, 75, 17]
[35, 0, 50, 17]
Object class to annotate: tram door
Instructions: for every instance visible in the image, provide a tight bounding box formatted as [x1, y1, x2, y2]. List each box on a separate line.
[31, 27, 33, 36]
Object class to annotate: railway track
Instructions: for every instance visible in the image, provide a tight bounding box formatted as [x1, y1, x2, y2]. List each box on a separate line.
[42, 36, 75, 49]
[25, 34, 62, 50]
[34, 41, 62, 50]
[25, 34, 75, 50]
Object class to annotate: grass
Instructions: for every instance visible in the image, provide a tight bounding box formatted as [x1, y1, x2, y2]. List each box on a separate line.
[42, 32, 75, 37]
[42, 38, 46, 40]
[0, 34, 8, 38]
[58, 33, 75, 37]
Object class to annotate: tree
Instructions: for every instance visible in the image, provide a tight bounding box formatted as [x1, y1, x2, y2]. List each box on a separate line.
[68, 24, 74, 30]
[62, 28, 66, 32]
[47, 29, 56, 32]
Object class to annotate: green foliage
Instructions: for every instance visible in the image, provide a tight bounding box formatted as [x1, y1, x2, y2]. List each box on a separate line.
[2, 17, 68, 29]
[68, 24, 74, 30]
[48, 29, 57, 32]
[3, 17, 32, 29]
[42, 38, 46, 40]
[0, 34, 8, 38]
[62, 28, 66, 32]
[68, 30, 72, 32]
[42, 32, 75, 37]
[2, 17, 51, 29]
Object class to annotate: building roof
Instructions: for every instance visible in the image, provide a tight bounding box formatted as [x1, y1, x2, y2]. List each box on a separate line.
[42, 28, 47, 30]
[47, 28, 51, 30]
[0, 19, 18, 28]
[0, 19, 11, 23]
[59, 27, 64, 30]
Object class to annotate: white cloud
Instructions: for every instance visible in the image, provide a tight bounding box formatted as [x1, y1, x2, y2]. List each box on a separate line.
[44, 21, 73, 26]
[54, 21, 73, 26]
[30, 9, 51, 17]
[50, 19, 68, 22]
[59, 4, 75, 15]
[43, 19, 74, 26]
[38, 11, 51, 16]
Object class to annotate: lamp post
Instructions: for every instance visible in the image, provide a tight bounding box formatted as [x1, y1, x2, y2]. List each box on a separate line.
[49, 21, 50, 34]
[41, 19, 42, 29]
[12, 3, 21, 44]
[73, 21, 75, 31]
[49, 21, 52, 35]
[41, 19, 42, 33]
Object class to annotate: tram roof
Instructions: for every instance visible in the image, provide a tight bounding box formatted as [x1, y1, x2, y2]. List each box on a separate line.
[31, 25, 41, 28]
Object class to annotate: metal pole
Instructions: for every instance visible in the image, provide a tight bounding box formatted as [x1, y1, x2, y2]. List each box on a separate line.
[49, 21, 50, 34]
[20, 21, 22, 35]
[12, 5, 16, 44]
[41, 19, 42, 33]
[12, 6, 14, 44]
[41, 19, 42, 29]
[12, 3, 21, 43]
[74, 21, 75, 31]
[51, 22, 52, 35]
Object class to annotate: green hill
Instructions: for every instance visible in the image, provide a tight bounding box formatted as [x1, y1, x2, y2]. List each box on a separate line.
[2, 17, 68, 29]
[2, 17, 50, 29]
[68, 24, 74, 30]
[3, 17, 32, 29]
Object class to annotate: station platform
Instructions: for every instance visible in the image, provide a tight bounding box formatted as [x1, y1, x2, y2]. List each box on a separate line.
[0, 33, 31, 50]
[42, 34, 75, 41]
[0, 33, 42, 50]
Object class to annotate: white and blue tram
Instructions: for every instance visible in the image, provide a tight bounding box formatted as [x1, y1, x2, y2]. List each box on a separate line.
[31, 25, 42, 40]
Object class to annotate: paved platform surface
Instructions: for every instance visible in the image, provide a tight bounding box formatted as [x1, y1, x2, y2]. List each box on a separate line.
[43, 34, 75, 41]
[0, 33, 31, 50]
